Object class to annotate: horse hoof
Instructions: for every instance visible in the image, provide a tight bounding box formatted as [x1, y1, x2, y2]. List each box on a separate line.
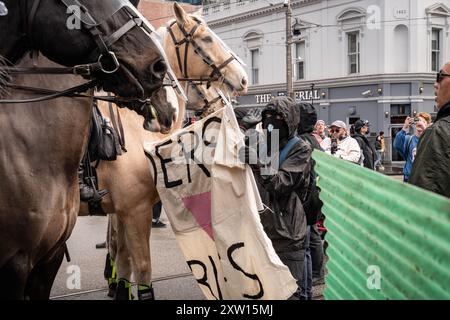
[107, 282, 117, 298]
[114, 279, 133, 300]
[138, 285, 155, 301]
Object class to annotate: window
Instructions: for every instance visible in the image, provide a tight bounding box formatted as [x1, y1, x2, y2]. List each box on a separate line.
[431, 29, 441, 72]
[251, 49, 259, 85]
[348, 32, 360, 74]
[295, 42, 305, 80]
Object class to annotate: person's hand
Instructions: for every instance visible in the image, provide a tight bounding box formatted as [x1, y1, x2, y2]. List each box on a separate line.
[238, 143, 259, 165]
[403, 117, 413, 131]
[241, 108, 262, 130]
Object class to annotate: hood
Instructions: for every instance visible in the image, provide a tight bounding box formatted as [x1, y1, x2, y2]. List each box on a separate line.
[296, 103, 317, 134]
[262, 97, 299, 139]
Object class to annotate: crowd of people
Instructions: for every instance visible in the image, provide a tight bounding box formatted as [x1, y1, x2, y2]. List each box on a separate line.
[234, 60, 450, 300]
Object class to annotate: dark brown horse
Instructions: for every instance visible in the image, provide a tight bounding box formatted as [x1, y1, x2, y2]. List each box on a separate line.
[0, 0, 171, 299]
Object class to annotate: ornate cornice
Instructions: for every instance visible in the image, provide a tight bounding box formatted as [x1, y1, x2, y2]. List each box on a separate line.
[206, 0, 321, 28]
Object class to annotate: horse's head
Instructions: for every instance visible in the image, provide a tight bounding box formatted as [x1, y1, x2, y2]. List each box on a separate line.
[185, 82, 226, 117]
[164, 3, 248, 97]
[0, 0, 169, 99]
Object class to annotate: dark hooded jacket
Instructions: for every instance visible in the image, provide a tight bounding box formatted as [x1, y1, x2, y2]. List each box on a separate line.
[296, 103, 324, 225]
[352, 132, 377, 169]
[409, 102, 450, 198]
[253, 97, 312, 255]
[296, 103, 322, 151]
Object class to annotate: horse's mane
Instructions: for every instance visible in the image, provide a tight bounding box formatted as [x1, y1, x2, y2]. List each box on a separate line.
[0, 55, 11, 98]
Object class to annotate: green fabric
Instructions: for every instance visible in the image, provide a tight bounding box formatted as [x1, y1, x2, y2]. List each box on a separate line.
[313, 150, 450, 300]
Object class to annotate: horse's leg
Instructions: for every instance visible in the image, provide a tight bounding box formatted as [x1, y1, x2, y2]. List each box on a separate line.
[0, 252, 31, 300]
[114, 217, 133, 300]
[104, 214, 118, 297]
[25, 244, 65, 300]
[120, 202, 154, 301]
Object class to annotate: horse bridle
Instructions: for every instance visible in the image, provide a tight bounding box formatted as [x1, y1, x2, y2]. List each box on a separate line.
[167, 17, 239, 89]
[186, 82, 224, 117]
[0, 0, 166, 104]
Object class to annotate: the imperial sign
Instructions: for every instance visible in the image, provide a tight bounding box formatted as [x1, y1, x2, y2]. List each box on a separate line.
[255, 89, 320, 104]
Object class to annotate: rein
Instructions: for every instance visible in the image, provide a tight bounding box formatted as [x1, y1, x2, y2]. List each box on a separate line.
[0, 0, 162, 105]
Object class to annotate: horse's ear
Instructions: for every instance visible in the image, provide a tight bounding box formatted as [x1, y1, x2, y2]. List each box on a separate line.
[174, 2, 188, 26]
[129, 0, 140, 8]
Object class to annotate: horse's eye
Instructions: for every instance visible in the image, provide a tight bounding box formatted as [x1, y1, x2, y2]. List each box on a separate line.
[201, 36, 213, 43]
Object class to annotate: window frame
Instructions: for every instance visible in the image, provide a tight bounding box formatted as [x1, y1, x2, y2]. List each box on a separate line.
[431, 28, 441, 72]
[250, 48, 259, 85]
[347, 31, 360, 74]
[295, 41, 305, 80]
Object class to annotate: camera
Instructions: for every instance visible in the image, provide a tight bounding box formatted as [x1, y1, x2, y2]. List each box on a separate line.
[331, 138, 338, 155]
[409, 117, 419, 124]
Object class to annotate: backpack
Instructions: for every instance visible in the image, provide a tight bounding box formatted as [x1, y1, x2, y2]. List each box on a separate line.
[88, 101, 124, 162]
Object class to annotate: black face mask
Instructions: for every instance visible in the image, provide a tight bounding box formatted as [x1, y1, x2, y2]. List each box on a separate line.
[263, 117, 290, 147]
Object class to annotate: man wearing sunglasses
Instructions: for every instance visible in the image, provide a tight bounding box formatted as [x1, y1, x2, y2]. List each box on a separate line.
[409, 62, 450, 198]
[320, 120, 361, 164]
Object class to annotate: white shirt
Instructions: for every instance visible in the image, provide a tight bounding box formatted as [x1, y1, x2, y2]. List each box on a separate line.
[320, 136, 361, 163]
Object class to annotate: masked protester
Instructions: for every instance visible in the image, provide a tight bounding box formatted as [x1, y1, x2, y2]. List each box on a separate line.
[241, 97, 313, 300]
[409, 62, 450, 198]
[352, 119, 377, 170]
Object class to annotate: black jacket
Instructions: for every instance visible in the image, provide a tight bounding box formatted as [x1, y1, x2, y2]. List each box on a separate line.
[253, 97, 312, 253]
[296, 103, 323, 225]
[353, 133, 376, 169]
[409, 102, 450, 198]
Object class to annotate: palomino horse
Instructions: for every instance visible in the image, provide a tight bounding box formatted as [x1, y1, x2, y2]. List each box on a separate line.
[0, 0, 171, 299]
[83, 3, 248, 300]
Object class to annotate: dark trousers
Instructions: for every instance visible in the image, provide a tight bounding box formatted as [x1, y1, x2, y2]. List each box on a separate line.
[278, 250, 305, 300]
[302, 226, 313, 299]
[153, 201, 162, 221]
[310, 224, 324, 279]
[278, 227, 313, 300]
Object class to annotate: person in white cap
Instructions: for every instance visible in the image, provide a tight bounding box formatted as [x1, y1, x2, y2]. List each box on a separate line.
[320, 120, 361, 163]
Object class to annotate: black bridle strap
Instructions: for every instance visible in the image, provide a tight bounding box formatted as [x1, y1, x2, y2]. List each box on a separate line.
[108, 99, 126, 152]
[0, 63, 103, 76]
[0, 81, 98, 104]
[167, 20, 237, 86]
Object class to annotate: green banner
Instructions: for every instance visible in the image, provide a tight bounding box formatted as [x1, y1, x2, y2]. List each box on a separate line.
[313, 150, 450, 300]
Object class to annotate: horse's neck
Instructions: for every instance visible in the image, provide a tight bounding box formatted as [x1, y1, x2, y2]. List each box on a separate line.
[2, 54, 93, 174]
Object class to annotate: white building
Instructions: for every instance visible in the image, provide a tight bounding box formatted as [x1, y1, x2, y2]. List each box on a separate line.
[203, 0, 450, 163]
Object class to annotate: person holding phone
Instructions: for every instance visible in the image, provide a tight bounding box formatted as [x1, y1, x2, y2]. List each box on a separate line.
[393, 112, 432, 182]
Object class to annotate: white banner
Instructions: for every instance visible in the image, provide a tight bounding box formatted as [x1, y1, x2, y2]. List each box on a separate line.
[144, 105, 297, 300]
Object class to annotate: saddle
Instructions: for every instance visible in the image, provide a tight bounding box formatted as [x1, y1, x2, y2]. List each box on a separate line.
[81, 100, 127, 215]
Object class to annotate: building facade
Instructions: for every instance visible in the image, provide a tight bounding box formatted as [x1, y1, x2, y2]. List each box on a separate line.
[203, 0, 450, 163]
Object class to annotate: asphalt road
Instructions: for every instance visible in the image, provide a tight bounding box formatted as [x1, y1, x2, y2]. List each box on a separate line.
[51, 214, 205, 300]
[50, 212, 325, 300]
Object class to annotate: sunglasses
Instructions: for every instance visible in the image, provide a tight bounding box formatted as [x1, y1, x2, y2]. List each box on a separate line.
[436, 70, 450, 83]
[329, 128, 342, 133]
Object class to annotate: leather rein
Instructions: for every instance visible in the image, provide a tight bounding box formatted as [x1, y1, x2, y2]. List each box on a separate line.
[0, 0, 154, 105]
